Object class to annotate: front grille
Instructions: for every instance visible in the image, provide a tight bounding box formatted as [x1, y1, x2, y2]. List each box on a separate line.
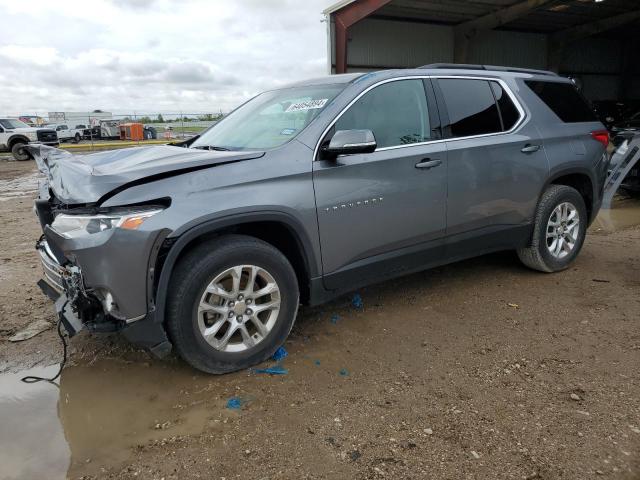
[37, 129, 58, 142]
[38, 241, 64, 292]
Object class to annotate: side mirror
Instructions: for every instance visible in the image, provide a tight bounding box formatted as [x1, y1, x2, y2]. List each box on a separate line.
[322, 129, 376, 158]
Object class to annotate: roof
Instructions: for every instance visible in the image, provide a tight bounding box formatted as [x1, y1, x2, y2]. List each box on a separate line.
[323, 0, 355, 15]
[280, 73, 364, 88]
[324, 0, 640, 35]
[282, 68, 571, 93]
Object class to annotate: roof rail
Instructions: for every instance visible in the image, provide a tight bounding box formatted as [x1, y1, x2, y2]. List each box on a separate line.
[419, 63, 558, 77]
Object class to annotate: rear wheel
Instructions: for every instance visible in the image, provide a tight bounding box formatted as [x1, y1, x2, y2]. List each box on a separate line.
[166, 235, 299, 374]
[11, 141, 29, 161]
[73, 133, 81, 143]
[517, 185, 587, 272]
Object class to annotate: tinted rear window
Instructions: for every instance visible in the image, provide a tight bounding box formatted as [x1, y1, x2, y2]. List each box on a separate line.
[438, 78, 502, 137]
[525, 80, 597, 123]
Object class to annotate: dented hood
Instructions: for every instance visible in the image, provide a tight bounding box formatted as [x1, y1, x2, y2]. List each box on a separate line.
[27, 144, 265, 205]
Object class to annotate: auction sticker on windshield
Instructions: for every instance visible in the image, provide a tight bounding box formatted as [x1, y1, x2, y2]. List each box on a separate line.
[285, 99, 328, 113]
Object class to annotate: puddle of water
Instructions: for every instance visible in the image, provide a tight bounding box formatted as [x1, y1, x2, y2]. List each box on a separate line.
[0, 360, 236, 478]
[593, 197, 640, 232]
[0, 171, 42, 201]
[0, 365, 69, 480]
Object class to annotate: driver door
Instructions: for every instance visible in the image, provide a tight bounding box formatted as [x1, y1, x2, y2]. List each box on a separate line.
[312, 78, 448, 290]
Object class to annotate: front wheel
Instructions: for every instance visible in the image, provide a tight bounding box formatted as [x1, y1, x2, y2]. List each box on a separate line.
[517, 185, 587, 272]
[166, 235, 299, 374]
[73, 133, 81, 143]
[11, 142, 30, 161]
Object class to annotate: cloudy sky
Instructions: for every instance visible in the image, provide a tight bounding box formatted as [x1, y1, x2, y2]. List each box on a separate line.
[0, 0, 332, 116]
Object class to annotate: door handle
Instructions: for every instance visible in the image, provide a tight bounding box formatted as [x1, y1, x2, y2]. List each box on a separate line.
[521, 144, 540, 153]
[415, 159, 442, 170]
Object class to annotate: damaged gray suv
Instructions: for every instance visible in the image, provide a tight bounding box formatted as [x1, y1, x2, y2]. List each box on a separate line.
[32, 64, 610, 374]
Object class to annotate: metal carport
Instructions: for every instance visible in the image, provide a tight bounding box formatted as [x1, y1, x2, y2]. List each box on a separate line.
[323, 0, 640, 103]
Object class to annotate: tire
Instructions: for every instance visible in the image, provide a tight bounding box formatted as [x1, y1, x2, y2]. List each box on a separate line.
[166, 235, 299, 374]
[11, 142, 29, 161]
[517, 185, 588, 272]
[73, 133, 81, 143]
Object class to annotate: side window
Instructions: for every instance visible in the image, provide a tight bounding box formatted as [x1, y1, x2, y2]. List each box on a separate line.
[335, 79, 431, 149]
[438, 79, 502, 138]
[490, 81, 521, 131]
[525, 80, 597, 123]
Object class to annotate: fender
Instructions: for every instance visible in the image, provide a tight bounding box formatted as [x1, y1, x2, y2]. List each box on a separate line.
[539, 166, 599, 220]
[150, 210, 320, 328]
[8, 134, 30, 148]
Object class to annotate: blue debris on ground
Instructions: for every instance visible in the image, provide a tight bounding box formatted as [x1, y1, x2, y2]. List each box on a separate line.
[226, 397, 244, 409]
[272, 346, 288, 362]
[351, 293, 363, 309]
[339, 368, 349, 376]
[254, 365, 289, 375]
[330, 314, 340, 324]
[314, 359, 321, 366]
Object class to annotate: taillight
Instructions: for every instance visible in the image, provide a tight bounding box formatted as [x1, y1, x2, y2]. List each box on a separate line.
[591, 130, 609, 147]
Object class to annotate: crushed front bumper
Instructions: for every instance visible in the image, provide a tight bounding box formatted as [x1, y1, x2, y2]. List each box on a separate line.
[36, 239, 101, 337]
[35, 236, 172, 357]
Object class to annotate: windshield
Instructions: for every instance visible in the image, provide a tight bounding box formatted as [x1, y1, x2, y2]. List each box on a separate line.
[191, 84, 344, 150]
[0, 119, 29, 129]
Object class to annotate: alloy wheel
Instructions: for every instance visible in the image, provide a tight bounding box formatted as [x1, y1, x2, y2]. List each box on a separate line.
[546, 202, 580, 259]
[197, 265, 281, 352]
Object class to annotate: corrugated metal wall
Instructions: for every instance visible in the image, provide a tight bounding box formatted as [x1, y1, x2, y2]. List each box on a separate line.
[332, 17, 632, 100]
[561, 38, 623, 101]
[347, 18, 453, 68]
[467, 30, 547, 69]
[340, 18, 550, 69]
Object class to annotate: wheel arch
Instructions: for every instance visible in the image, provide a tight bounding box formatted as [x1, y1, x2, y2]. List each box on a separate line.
[8, 135, 30, 149]
[151, 211, 319, 327]
[542, 168, 596, 221]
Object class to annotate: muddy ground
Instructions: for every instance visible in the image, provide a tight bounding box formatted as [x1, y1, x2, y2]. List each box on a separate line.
[0, 158, 639, 480]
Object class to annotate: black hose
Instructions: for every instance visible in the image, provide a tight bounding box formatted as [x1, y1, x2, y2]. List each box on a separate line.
[21, 319, 68, 384]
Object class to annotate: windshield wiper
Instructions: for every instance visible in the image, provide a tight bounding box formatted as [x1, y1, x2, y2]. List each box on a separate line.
[192, 145, 231, 151]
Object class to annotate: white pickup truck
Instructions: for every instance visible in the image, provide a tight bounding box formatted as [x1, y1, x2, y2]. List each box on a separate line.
[0, 118, 59, 160]
[50, 123, 84, 143]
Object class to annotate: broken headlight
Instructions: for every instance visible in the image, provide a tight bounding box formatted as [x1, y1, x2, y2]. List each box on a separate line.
[51, 209, 162, 239]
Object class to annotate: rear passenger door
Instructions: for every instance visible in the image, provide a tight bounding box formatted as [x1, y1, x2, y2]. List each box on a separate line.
[434, 77, 549, 253]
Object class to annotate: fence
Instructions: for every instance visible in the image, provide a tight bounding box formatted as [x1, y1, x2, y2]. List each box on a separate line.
[8, 113, 227, 152]
[106, 113, 221, 138]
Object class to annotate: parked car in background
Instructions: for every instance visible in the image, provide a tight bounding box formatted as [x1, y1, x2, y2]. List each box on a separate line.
[50, 124, 84, 143]
[611, 111, 640, 146]
[592, 100, 628, 129]
[99, 119, 120, 139]
[81, 120, 121, 140]
[0, 118, 58, 160]
[143, 125, 158, 140]
[30, 65, 608, 374]
[82, 125, 101, 140]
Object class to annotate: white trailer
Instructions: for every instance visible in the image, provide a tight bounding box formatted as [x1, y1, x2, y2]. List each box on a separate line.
[48, 111, 112, 127]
